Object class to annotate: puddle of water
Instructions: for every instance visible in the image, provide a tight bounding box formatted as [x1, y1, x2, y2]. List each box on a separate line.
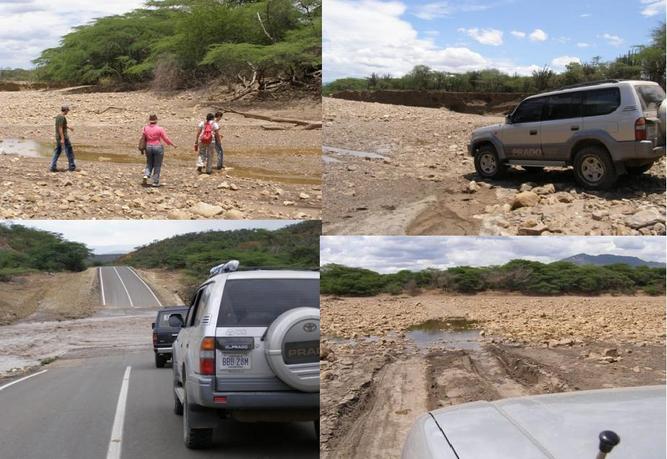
[0, 138, 144, 164]
[407, 318, 481, 351]
[323, 145, 389, 160]
[227, 164, 320, 185]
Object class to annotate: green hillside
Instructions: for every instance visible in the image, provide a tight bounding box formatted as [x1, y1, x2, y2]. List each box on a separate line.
[121, 220, 320, 284]
[321, 260, 666, 297]
[0, 224, 91, 281]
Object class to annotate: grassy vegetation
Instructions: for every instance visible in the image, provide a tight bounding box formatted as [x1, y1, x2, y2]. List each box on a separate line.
[321, 260, 666, 297]
[0, 68, 36, 81]
[121, 221, 320, 294]
[32, 0, 321, 89]
[324, 23, 665, 96]
[0, 225, 91, 281]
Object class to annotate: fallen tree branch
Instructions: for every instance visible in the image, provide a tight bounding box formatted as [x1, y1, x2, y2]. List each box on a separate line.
[96, 106, 125, 114]
[219, 107, 321, 128]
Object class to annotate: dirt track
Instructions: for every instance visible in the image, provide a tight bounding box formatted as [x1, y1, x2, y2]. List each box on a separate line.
[320, 294, 666, 458]
[0, 89, 321, 220]
[323, 98, 666, 235]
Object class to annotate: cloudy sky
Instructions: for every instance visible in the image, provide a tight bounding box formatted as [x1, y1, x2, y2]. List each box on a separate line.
[323, 0, 666, 80]
[8, 220, 297, 254]
[321, 236, 666, 273]
[0, 0, 145, 68]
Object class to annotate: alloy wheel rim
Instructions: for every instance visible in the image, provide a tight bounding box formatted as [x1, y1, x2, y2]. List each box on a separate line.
[479, 153, 497, 174]
[581, 156, 605, 183]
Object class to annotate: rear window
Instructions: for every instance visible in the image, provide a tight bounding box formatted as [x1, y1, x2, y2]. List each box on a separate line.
[217, 279, 319, 327]
[634, 84, 665, 113]
[582, 88, 620, 117]
[157, 310, 187, 328]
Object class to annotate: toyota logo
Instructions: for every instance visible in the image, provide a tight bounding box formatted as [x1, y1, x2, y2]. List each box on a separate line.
[303, 322, 317, 333]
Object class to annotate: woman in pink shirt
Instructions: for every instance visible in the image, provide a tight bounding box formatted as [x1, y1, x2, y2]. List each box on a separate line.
[140, 114, 176, 187]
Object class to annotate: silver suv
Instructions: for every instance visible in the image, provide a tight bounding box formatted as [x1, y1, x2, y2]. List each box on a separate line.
[469, 80, 666, 189]
[169, 261, 320, 449]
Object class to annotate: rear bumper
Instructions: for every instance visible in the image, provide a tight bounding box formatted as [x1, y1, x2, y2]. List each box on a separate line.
[188, 375, 318, 409]
[154, 346, 173, 355]
[613, 141, 665, 161]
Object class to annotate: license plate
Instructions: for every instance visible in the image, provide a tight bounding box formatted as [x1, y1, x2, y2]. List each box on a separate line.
[219, 353, 250, 370]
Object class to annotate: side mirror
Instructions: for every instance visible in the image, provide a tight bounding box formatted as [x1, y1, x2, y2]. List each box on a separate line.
[151, 322, 155, 329]
[168, 314, 184, 328]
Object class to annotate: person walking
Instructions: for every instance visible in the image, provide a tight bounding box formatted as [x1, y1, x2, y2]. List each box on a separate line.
[214, 111, 224, 169]
[194, 113, 220, 174]
[140, 114, 176, 187]
[50, 105, 76, 172]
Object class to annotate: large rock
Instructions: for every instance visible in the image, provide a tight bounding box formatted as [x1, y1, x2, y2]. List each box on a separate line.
[511, 191, 540, 209]
[625, 208, 664, 229]
[190, 202, 224, 218]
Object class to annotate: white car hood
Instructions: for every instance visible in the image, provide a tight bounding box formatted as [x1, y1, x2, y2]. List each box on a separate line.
[471, 123, 503, 138]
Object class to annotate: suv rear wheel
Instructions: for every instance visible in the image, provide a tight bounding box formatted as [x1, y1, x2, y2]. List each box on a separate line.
[183, 391, 213, 449]
[474, 145, 506, 179]
[155, 353, 165, 368]
[573, 146, 617, 190]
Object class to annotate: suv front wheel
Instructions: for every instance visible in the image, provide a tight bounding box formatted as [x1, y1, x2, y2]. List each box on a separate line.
[573, 146, 617, 190]
[474, 145, 506, 179]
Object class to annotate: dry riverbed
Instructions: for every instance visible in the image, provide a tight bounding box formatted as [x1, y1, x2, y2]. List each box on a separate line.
[320, 293, 666, 458]
[0, 89, 321, 220]
[323, 98, 666, 235]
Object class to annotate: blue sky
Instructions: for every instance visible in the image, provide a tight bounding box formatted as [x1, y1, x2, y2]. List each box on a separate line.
[0, 0, 145, 68]
[321, 236, 666, 273]
[323, 0, 666, 81]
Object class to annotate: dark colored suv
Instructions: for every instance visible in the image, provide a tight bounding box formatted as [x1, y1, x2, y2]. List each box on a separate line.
[152, 306, 188, 368]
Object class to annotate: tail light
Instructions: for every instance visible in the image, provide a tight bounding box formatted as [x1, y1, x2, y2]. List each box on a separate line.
[635, 117, 647, 141]
[199, 337, 216, 375]
[152, 332, 157, 347]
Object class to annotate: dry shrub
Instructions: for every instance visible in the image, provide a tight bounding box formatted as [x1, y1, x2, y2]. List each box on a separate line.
[152, 56, 185, 91]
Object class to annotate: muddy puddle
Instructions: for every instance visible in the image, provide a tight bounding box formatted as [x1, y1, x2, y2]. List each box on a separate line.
[407, 318, 481, 351]
[0, 138, 143, 164]
[323, 145, 390, 161]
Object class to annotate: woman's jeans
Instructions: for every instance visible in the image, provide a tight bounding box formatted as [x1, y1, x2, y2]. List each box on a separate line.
[50, 139, 75, 171]
[145, 144, 164, 184]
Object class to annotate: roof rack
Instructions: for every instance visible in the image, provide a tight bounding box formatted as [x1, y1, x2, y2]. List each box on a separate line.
[557, 79, 623, 91]
[209, 260, 239, 276]
[208, 261, 319, 277]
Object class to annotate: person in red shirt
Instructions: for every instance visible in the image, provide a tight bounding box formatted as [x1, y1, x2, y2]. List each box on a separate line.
[140, 114, 176, 187]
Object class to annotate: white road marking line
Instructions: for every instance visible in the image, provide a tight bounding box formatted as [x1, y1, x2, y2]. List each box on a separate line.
[106, 366, 131, 459]
[112, 267, 134, 308]
[0, 370, 48, 392]
[99, 267, 106, 306]
[127, 267, 163, 307]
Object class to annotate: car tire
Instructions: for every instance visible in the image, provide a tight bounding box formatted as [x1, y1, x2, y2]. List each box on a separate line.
[183, 391, 213, 449]
[314, 420, 320, 438]
[174, 390, 183, 416]
[573, 146, 617, 190]
[626, 163, 654, 175]
[474, 145, 506, 179]
[155, 353, 165, 368]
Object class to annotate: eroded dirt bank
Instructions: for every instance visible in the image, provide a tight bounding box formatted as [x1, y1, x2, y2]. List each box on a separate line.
[320, 294, 666, 458]
[323, 98, 666, 235]
[0, 89, 321, 220]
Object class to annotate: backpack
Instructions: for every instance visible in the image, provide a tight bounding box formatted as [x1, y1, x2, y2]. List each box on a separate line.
[201, 121, 213, 144]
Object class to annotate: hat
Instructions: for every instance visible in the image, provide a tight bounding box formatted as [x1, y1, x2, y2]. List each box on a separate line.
[61, 105, 70, 111]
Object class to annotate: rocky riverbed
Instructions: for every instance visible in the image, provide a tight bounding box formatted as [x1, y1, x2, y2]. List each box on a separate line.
[0, 88, 321, 219]
[323, 98, 666, 235]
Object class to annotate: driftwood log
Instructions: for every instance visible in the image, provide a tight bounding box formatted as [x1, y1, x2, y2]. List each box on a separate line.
[220, 107, 322, 129]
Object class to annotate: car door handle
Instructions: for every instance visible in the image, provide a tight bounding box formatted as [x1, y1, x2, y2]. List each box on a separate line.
[529, 130, 538, 135]
[570, 126, 580, 131]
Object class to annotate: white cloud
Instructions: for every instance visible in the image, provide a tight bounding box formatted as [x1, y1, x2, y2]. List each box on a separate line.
[413, 1, 493, 20]
[601, 33, 624, 46]
[510, 30, 526, 38]
[576, 42, 591, 48]
[580, 13, 591, 17]
[640, 0, 666, 16]
[0, 0, 145, 68]
[551, 55, 581, 71]
[458, 27, 504, 46]
[324, 0, 492, 80]
[320, 236, 666, 273]
[529, 28, 548, 41]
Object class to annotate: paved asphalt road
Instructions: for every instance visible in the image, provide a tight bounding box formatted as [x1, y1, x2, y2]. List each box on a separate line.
[0, 351, 319, 459]
[99, 266, 163, 308]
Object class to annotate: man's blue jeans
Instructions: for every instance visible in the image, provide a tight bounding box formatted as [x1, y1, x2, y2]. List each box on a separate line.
[215, 141, 224, 169]
[50, 138, 75, 171]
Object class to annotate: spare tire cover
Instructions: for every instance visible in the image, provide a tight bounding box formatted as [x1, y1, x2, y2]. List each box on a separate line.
[264, 307, 320, 392]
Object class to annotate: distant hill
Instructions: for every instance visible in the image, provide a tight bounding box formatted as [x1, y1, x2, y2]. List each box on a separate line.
[561, 253, 665, 268]
[88, 253, 124, 265]
[120, 221, 320, 281]
[0, 224, 91, 280]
